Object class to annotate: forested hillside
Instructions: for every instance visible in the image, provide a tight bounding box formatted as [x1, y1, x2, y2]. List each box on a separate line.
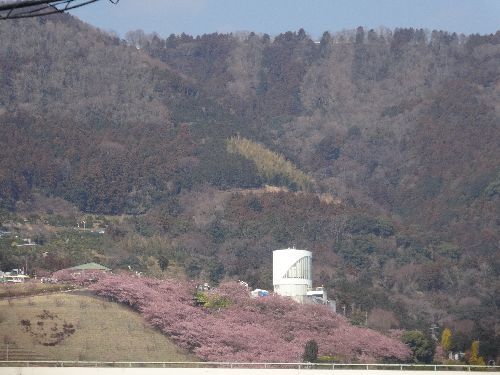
[0, 15, 498, 360]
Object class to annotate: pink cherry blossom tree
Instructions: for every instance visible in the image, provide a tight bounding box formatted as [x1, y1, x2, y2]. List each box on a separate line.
[90, 275, 411, 362]
[51, 268, 109, 286]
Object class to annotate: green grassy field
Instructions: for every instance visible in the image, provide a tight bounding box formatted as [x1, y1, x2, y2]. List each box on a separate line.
[0, 292, 194, 362]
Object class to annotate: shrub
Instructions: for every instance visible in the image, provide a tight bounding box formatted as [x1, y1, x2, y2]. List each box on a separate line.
[303, 340, 318, 362]
[158, 255, 169, 271]
[347, 215, 394, 237]
[194, 291, 230, 310]
[402, 330, 435, 363]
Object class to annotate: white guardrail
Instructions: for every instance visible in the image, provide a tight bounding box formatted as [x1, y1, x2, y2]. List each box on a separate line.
[0, 361, 499, 371]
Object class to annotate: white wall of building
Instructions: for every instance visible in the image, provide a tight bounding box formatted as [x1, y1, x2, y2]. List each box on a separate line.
[273, 248, 312, 302]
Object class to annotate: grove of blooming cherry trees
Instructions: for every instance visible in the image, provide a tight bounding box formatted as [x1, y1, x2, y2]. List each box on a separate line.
[51, 269, 109, 285]
[89, 274, 411, 362]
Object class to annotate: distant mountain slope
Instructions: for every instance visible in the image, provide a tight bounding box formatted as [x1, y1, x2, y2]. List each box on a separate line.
[143, 29, 499, 230]
[0, 15, 267, 214]
[142, 27, 499, 257]
[0, 16, 498, 360]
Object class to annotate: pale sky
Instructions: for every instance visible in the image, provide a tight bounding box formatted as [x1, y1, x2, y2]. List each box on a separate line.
[72, 0, 500, 39]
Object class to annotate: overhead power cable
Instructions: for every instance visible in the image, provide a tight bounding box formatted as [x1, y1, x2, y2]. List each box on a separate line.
[0, 0, 118, 20]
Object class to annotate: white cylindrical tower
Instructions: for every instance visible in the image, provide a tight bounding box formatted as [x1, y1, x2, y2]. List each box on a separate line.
[273, 248, 312, 303]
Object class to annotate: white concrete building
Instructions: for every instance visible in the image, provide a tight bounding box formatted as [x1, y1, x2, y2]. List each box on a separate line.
[273, 248, 312, 303]
[273, 248, 336, 312]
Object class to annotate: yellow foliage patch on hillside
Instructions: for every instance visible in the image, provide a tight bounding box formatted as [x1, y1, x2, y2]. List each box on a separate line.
[227, 137, 314, 191]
